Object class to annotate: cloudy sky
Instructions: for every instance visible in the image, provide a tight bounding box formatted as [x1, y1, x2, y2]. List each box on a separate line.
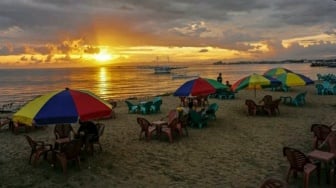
[1, 0, 336, 67]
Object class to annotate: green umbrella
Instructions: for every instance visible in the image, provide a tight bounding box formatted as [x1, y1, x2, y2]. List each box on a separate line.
[205, 78, 229, 90]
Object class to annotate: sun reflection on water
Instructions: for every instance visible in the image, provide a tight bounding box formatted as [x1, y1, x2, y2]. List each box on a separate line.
[98, 67, 109, 97]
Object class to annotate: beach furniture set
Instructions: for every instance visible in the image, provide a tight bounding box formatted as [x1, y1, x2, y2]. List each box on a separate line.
[125, 97, 163, 114]
[179, 96, 210, 109]
[245, 95, 281, 116]
[137, 103, 219, 143]
[24, 122, 105, 174]
[282, 123, 336, 187]
[280, 91, 307, 106]
[315, 81, 336, 95]
[137, 111, 183, 143]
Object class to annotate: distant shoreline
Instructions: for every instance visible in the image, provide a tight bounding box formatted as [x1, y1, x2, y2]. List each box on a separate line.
[213, 60, 336, 67]
[213, 60, 311, 65]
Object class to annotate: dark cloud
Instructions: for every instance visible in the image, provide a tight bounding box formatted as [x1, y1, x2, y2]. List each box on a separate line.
[0, 0, 336, 62]
[84, 46, 100, 54]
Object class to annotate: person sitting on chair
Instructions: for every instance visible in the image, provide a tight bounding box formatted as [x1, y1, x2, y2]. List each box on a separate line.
[76, 120, 99, 150]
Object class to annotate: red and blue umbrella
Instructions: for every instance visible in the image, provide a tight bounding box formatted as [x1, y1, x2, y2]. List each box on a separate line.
[174, 77, 216, 96]
[13, 88, 112, 126]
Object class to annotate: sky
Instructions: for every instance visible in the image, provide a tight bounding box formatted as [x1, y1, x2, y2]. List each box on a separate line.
[1, 0, 336, 68]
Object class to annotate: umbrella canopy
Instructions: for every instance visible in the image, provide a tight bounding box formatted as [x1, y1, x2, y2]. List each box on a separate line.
[13, 88, 112, 126]
[205, 78, 229, 90]
[263, 67, 293, 77]
[231, 73, 281, 97]
[174, 77, 216, 96]
[275, 72, 314, 87]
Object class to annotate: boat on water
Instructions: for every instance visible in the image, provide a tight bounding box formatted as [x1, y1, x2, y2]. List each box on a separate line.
[172, 73, 200, 79]
[154, 66, 172, 74]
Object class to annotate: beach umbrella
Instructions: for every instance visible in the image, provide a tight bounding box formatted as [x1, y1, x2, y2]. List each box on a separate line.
[231, 73, 281, 97]
[205, 78, 230, 90]
[263, 67, 293, 77]
[12, 88, 112, 126]
[275, 72, 314, 87]
[174, 77, 216, 96]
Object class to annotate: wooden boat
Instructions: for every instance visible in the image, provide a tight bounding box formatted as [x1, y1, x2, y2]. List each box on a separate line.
[154, 66, 172, 74]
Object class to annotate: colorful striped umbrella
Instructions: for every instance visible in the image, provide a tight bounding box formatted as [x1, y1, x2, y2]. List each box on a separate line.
[263, 67, 293, 77]
[231, 73, 281, 97]
[12, 88, 112, 126]
[174, 77, 216, 96]
[275, 72, 314, 87]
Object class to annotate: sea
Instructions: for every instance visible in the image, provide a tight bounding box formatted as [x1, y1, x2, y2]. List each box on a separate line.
[0, 62, 333, 111]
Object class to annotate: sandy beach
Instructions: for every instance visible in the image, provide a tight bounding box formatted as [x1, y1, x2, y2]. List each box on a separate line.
[0, 83, 335, 188]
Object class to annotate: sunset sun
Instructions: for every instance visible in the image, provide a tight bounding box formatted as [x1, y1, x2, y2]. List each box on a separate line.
[94, 51, 112, 62]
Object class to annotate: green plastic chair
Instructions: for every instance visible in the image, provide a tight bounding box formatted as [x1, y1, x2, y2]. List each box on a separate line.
[189, 110, 207, 128]
[152, 96, 162, 103]
[315, 84, 327, 95]
[280, 91, 307, 106]
[205, 103, 219, 120]
[139, 101, 153, 115]
[332, 85, 336, 95]
[150, 99, 162, 113]
[217, 90, 235, 99]
[125, 100, 138, 113]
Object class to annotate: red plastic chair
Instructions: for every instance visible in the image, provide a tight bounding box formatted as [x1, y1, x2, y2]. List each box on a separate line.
[311, 124, 332, 149]
[260, 177, 288, 188]
[283, 147, 320, 188]
[136, 117, 156, 141]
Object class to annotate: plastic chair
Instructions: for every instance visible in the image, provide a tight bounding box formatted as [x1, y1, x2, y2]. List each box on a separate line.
[205, 103, 219, 120]
[161, 109, 178, 125]
[54, 124, 75, 149]
[125, 100, 138, 113]
[54, 124, 75, 139]
[160, 117, 181, 143]
[189, 110, 207, 128]
[24, 135, 53, 166]
[179, 114, 189, 136]
[136, 117, 156, 140]
[217, 90, 235, 99]
[85, 123, 105, 154]
[150, 99, 162, 113]
[280, 91, 307, 106]
[260, 177, 288, 188]
[315, 84, 327, 95]
[139, 101, 153, 115]
[283, 147, 320, 188]
[54, 139, 82, 175]
[263, 98, 281, 116]
[323, 131, 336, 183]
[311, 124, 332, 150]
[245, 99, 264, 116]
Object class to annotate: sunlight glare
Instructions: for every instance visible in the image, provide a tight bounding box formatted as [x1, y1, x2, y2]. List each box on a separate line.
[94, 50, 112, 62]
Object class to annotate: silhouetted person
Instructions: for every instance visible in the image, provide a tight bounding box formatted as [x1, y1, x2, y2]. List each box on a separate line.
[77, 120, 99, 144]
[226, 80, 231, 88]
[217, 73, 223, 83]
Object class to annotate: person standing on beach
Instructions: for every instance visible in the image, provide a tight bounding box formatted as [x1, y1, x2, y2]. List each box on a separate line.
[217, 73, 223, 83]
